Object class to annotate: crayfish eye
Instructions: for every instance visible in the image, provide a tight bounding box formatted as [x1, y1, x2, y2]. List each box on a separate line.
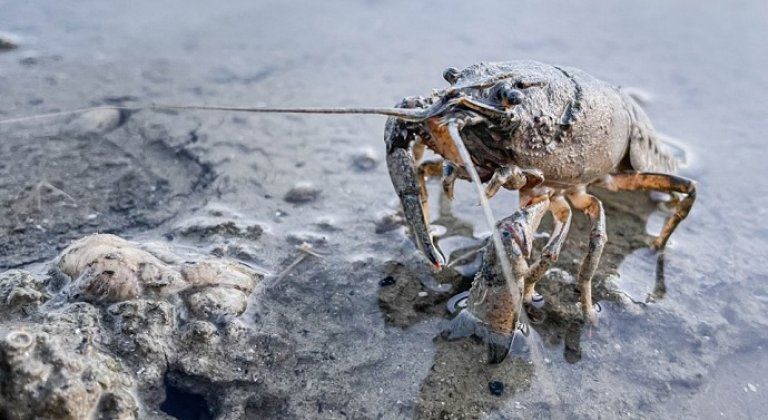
[443, 67, 460, 84]
[502, 88, 524, 106]
[492, 84, 525, 107]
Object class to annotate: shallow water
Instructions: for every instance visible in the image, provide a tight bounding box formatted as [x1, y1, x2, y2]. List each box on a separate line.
[1, 0, 767, 418]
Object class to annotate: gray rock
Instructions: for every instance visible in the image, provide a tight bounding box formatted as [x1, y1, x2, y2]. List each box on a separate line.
[187, 287, 248, 319]
[0, 270, 50, 319]
[0, 328, 138, 420]
[0, 234, 290, 419]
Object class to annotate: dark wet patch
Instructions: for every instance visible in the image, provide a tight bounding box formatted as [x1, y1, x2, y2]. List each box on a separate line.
[377, 260, 466, 327]
[244, 393, 291, 419]
[178, 220, 263, 241]
[527, 189, 658, 362]
[160, 374, 213, 420]
[378, 276, 396, 287]
[415, 338, 534, 418]
[0, 123, 213, 269]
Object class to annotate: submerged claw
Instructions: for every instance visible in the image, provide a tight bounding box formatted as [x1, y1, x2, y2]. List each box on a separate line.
[486, 332, 515, 364]
[442, 306, 516, 364]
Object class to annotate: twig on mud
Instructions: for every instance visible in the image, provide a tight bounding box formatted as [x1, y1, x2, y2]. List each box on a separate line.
[27, 181, 78, 212]
[274, 242, 324, 281]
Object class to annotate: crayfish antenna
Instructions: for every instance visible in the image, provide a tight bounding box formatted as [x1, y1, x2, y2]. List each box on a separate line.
[0, 103, 439, 126]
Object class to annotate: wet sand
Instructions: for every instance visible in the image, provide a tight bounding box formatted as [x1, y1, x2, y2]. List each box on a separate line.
[1, 0, 767, 418]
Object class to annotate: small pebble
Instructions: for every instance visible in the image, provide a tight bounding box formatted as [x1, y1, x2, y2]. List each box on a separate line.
[417, 291, 428, 298]
[64, 108, 124, 135]
[375, 212, 403, 233]
[379, 276, 396, 287]
[284, 182, 320, 204]
[351, 148, 379, 171]
[0, 32, 20, 50]
[286, 231, 327, 247]
[314, 217, 341, 232]
[747, 383, 757, 392]
[488, 381, 504, 396]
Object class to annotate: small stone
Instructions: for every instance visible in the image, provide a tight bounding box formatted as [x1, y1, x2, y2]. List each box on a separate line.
[0, 32, 20, 50]
[64, 108, 125, 135]
[286, 231, 327, 247]
[182, 320, 218, 343]
[488, 381, 504, 396]
[186, 287, 248, 319]
[351, 148, 379, 171]
[375, 212, 403, 233]
[178, 220, 263, 240]
[182, 261, 259, 292]
[284, 182, 321, 204]
[315, 217, 341, 232]
[379, 276, 396, 287]
[417, 291, 428, 298]
[19, 55, 37, 65]
[747, 383, 757, 392]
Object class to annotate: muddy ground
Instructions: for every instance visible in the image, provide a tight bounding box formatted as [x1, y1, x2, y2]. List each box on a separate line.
[1, 0, 767, 419]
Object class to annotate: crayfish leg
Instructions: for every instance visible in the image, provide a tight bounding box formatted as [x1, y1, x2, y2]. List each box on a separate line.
[603, 172, 696, 250]
[567, 191, 607, 325]
[524, 195, 572, 303]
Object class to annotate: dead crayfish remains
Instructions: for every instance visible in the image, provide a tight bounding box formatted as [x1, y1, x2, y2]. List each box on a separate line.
[1, 60, 696, 363]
